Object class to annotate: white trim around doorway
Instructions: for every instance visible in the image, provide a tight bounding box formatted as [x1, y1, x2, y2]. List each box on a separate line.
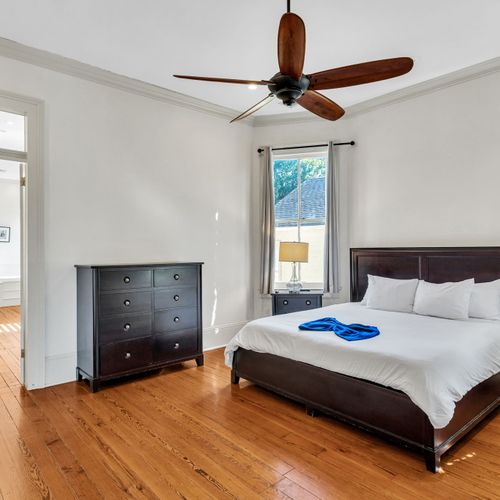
[0, 90, 45, 389]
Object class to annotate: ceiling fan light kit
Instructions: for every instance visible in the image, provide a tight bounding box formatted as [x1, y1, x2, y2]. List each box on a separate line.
[174, 1, 414, 123]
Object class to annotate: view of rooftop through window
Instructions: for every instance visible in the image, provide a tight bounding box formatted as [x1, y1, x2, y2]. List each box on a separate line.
[273, 152, 327, 288]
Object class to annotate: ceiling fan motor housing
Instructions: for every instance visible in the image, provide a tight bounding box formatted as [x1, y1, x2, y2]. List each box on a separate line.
[268, 73, 310, 106]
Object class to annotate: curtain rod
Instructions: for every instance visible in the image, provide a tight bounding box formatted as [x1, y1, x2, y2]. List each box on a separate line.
[257, 141, 355, 154]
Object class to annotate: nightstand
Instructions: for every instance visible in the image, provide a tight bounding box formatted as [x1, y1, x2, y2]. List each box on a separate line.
[271, 291, 323, 316]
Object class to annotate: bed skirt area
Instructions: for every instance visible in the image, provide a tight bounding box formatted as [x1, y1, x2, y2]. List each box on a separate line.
[231, 348, 500, 472]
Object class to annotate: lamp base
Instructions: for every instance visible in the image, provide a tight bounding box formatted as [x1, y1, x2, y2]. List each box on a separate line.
[286, 262, 303, 293]
[286, 280, 303, 294]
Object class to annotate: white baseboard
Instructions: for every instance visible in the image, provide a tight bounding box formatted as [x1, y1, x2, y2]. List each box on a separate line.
[0, 280, 21, 307]
[0, 298, 21, 307]
[202, 320, 247, 350]
[42, 320, 247, 388]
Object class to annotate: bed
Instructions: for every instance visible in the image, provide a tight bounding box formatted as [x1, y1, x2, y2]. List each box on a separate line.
[227, 247, 500, 472]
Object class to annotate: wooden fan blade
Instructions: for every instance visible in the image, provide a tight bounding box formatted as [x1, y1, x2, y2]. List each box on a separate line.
[278, 13, 306, 80]
[230, 94, 275, 123]
[308, 57, 414, 90]
[173, 75, 272, 85]
[297, 90, 345, 121]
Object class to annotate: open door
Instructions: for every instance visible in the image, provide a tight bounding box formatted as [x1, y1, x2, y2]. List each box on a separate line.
[0, 110, 26, 386]
[19, 161, 26, 384]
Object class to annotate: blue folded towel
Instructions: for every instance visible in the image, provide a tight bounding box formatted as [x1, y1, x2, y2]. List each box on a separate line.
[298, 317, 380, 341]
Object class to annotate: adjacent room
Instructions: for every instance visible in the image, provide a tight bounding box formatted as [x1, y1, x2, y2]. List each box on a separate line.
[0, 111, 23, 386]
[0, 0, 498, 498]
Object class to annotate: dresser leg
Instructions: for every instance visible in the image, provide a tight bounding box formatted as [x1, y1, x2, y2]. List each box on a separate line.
[195, 355, 204, 367]
[89, 379, 100, 393]
[231, 370, 240, 384]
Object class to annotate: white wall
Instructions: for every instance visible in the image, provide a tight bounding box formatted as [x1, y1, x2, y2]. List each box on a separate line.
[253, 69, 500, 316]
[0, 180, 21, 306]
[0, 180, 20, 277]
[0, 55, 253, 386]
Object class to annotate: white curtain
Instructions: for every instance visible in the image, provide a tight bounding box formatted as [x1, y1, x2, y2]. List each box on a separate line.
[324, 141, 341, 293]
[259, 146, 275, 295]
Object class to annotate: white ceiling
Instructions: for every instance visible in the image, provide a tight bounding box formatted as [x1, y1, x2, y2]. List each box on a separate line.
[0, 0, 499, 117]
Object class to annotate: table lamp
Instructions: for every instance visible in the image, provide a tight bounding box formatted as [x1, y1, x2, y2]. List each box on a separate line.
[279, 241, 309, 293]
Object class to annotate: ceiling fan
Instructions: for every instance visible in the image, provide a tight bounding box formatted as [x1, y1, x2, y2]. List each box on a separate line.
[174, 0, 413, 123]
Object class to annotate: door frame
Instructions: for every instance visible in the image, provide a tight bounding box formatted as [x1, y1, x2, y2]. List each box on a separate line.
[0, 90, 45, 389]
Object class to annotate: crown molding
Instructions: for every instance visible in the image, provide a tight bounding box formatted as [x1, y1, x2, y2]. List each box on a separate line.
[0, 37, 245, 122]
[2, 36, 499, 129]
[253, 56, 500, 127]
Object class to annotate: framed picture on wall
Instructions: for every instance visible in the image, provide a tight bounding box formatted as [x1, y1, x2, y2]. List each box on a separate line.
[0, 226, 11, 243]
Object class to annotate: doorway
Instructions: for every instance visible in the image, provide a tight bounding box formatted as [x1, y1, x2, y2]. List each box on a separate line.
[0, 110, 25, 385]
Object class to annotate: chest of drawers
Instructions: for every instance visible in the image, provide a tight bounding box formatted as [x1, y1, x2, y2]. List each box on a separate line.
[76, 263, 203, 392]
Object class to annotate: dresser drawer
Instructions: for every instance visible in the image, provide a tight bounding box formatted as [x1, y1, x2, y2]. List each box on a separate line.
[100, 269, 152, 291]
[154, 329, 198, 363]
[155, 287, 197, 310]
[99, 314, 152, 344]
[154, 267, 198, 288]
[99, 291, 152, 317]
[154, 307, 198, 333]
[100, 337, 153, 376]
[273, 295, 322, 315]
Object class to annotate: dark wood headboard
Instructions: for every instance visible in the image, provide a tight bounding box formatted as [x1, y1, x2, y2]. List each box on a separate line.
[350, 247, 500, 302]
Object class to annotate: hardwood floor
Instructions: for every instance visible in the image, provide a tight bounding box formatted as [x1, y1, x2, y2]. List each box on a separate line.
[0, 306, 21, 385]
[0, 347, 498, 499]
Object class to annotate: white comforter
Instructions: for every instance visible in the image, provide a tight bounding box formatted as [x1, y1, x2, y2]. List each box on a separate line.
[225, 303, 500, 428]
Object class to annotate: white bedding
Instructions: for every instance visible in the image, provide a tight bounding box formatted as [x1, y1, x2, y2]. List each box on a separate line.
[225, 303, 500, 428]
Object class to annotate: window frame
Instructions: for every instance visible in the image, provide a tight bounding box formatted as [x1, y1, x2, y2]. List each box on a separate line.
[273, 147, 328, 291]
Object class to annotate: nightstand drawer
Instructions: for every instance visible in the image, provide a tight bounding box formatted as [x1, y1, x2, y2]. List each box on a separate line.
[100, 337, 153, 376]
[155, 287, 197, 310]
[154, 307, 198, 333]
[154, 267, 198, 288]
[99, 291, 152, 317]
[99, 314, 152, 344]
[100, 269, 152, 291]
[273, 294, 323, 315]
[154, 330, 198, 363]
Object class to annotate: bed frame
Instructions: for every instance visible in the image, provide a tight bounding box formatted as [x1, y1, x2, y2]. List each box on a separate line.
[231, 247, 500, 472]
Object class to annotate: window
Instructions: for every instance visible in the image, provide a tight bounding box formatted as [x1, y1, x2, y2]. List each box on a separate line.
[273, 148, 327, 289]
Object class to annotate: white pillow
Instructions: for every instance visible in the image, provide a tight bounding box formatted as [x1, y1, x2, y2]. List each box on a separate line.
[469, 279, 500, 320]
[361, 275, 419, 313]
[413, 279, 475, 320]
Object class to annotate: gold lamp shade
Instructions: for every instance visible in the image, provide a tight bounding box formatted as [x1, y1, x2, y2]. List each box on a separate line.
[279, 242, 309, 263]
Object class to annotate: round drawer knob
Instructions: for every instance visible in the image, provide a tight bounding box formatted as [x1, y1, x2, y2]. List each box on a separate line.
[283, 300, 288, 305]
[174, 274, 180, 280]
[173, 295, 180, 301]
[174, 316, 180, 323]
[124, 299, 131, 306]
[174, 342, 180, 350]
[123, 276, 131, 284]
[306, 300, 311, 306]
[123, 323, 131, 331]
[125, 352, 131, 359]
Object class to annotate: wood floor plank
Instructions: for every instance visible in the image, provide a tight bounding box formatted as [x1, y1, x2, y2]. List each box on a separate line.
[31, 386, 154, 499]
[0, 306, 21, 388]
[99, 385, 268, 498]
[0, 347, 498, 499]
[0, 394, 51, 499]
